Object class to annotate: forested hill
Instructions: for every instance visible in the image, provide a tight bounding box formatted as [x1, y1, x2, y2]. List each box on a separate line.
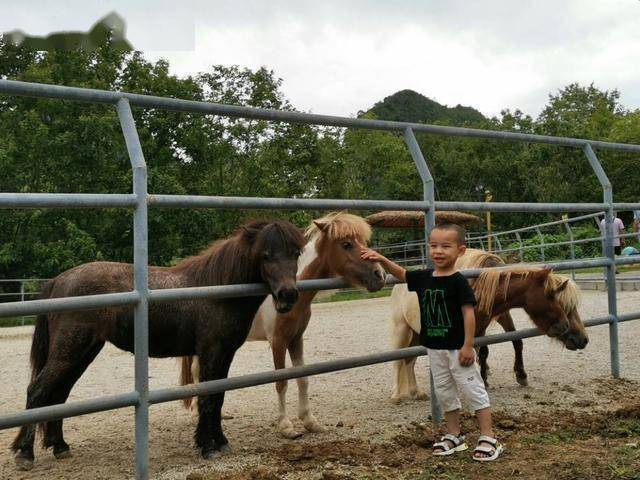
[362, 89, 486, 125]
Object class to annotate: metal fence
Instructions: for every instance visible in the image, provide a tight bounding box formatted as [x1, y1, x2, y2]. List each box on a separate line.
[1, 79, 640, 480]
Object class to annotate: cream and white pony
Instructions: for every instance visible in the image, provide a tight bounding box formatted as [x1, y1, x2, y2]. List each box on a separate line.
[389, 248, 588, 403]
[180, 212, 386, 438]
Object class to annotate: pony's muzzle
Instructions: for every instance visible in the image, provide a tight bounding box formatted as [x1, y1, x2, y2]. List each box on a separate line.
[561, 331, 589, 350]
[547, 320, 571, 338]
[364, 266, 386, 292]
[274, 286, 299, 313]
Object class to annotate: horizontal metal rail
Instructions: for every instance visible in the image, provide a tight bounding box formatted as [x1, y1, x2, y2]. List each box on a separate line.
[149, 195, 431, 211]
[3, 308, 639, 430]
[0, 392, 139, 430]
[0, 193, 138, 209]
[2, 79, 640, 152]
[435, 201, 606, 213]
[8, 256, 640, 320]
[148, 311, 638, 405]
[0, 291, 140, 318]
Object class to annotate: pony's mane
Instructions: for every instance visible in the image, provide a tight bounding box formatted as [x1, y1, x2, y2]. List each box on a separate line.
[456, 249, 501, 270]
[173, 220, 304, 286]
[458, 248, 580, 316]
[304, 211, 371, 242]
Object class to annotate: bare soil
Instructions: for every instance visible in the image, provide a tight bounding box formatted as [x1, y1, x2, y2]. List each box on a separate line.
[1, 289, 640, 480]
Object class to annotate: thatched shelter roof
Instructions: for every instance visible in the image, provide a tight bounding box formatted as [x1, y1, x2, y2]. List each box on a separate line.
[366, 210, 482, 229]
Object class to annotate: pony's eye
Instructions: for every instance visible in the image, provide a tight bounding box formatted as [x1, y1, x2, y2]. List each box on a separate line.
[342, 242, 353, 250]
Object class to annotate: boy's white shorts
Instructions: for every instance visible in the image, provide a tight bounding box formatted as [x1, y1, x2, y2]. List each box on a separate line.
[427, 348, 490, 413]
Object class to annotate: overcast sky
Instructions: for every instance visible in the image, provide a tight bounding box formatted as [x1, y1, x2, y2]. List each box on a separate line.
[2, 0, 639, 119]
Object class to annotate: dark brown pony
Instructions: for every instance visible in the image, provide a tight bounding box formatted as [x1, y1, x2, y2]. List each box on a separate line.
[12, 220, 305, 470]
[389, 249, 588, 402]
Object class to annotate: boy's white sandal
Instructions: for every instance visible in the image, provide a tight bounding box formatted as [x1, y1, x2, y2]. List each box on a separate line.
[432, 433, 468, 456]
[472, 435, 504, 461]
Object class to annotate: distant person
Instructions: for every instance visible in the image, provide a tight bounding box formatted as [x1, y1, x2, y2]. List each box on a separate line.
[599, 213, 625, 256]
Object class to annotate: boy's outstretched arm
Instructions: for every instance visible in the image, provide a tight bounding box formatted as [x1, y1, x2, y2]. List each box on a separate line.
[459, 304, 476, 366]
[360, 248, 406, 282]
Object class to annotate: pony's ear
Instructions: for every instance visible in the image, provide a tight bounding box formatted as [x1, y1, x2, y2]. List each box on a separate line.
[534, 268, 553, 283]
[554, 279, 570, 295]
[241, 225, 262, 241]
[313, 220, 329, 232]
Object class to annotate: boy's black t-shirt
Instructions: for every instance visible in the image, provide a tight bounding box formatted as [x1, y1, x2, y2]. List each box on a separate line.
[406, 269, 477, 350]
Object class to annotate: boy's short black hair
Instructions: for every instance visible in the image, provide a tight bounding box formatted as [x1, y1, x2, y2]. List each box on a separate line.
[430, 223, 467, 245]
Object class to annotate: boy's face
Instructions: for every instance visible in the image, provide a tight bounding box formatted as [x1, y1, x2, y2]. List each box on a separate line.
[428, 228, 466, 269]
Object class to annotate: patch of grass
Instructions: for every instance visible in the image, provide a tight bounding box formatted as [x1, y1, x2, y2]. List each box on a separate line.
[0, 316, 35, 328]
[610, 444, 640, 480]
[602, 418, 640, 439]
[521, 430, 581, 445]
[313, 287, 393, 303]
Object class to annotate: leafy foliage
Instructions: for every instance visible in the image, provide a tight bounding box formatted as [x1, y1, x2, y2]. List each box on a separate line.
[2, 38, 640, 284]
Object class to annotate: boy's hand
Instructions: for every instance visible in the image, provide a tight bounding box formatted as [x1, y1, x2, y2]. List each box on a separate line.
[458, 345, 475, 367]
[360, 248, 385, 262]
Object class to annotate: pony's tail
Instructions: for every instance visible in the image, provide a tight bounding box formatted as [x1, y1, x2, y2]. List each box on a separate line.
[180, 356, 195, 408]
[30, 280, 55, 382]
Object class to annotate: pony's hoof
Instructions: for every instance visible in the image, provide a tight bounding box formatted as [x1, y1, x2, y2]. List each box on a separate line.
[54, 443, 72, 460]
[54, 448, 72, 460]
[413, 390, 429, 401]
[14, 451, 34, 471]
[516, 375, 529, 387]
[278, 417, 303, 439]
[390, 394, 404, 405]
[201, 444, 228, 460]
[281, 428, 304, 439]
[202, 449, 221, 460]
[303, 419, 325, 433]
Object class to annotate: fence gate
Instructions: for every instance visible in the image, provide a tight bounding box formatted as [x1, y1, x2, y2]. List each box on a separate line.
[2, 79, 640, 479]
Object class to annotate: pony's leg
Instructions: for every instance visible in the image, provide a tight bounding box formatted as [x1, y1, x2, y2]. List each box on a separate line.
[496, 312, 528, 386]
[478, 344, 490, 387]
[189, 357, 200, 419]
[406, 357, 428, 401]
[195, 345, 235, 459]
[390, 321, 413, 404]
[12, 334, 102, 470]
[42, 339, 104, 459]
[271, 338, 301, 439]
[288, 335, 323, 433]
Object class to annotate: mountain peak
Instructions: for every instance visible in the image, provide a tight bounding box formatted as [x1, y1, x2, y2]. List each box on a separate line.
[361, 90, 486, 126]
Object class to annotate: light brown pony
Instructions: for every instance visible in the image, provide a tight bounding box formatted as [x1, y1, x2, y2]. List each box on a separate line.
[389, 248, 588, 403]
[181, 212, 386, 438]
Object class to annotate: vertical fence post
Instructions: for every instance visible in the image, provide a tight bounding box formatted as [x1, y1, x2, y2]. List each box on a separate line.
[403, 127, 442, 423]
[563, 219, 576, 280]
[515, 232, 524, 262]
[117, 98, 150, 479]
[583, 144, 619, 378]
[536, 227, 545, 262]
[20, 282, 25, 326]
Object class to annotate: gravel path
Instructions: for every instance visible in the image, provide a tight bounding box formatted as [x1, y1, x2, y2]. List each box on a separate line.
[1, 289, 639, 479]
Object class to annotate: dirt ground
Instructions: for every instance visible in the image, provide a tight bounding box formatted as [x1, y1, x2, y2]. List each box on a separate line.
[1, 289, 640, 480]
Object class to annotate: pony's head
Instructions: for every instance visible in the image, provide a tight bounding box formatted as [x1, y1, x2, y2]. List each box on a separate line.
[546, 274, 588, 350]
[521, 269, 572, 338]
[475, 268, 571, 340]
[242, 220, 305, 313]
[305, 212, 385, 292]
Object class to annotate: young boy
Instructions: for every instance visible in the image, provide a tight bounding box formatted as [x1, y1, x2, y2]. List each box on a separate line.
[361, 223, 503, 461]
